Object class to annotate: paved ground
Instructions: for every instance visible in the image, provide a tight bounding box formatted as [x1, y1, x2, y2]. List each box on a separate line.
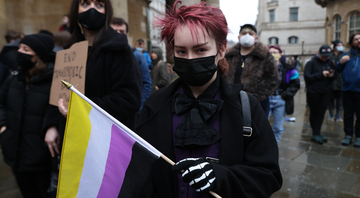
[0, 75, 359, 198]
[271, 76, 360, 198]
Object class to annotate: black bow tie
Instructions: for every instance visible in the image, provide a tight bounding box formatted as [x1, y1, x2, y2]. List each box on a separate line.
[172, 92, 223, 148]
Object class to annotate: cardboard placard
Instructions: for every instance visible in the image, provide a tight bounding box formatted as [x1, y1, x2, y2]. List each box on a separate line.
[49, 41, 88, 107]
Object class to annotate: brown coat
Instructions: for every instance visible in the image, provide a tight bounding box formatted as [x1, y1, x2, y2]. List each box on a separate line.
[224, 42, 278, 102]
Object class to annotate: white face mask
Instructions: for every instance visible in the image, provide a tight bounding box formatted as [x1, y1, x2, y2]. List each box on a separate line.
[240, 33, 255, 47]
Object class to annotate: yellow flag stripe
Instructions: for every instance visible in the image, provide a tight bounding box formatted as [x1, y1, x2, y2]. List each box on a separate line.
[57, 91, 92, 198]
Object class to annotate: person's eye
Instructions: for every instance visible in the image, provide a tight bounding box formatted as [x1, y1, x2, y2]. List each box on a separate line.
[80, 2, 89, 6]
[197, 48, 206, 53]
[97, 3, 104, 8]
[177, 50, 186, 55]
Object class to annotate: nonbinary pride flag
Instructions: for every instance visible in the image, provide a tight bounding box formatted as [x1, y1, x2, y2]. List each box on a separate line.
[57, 90, 161, 198]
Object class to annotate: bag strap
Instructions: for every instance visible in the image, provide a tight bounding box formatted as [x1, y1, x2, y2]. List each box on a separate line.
[240, 90, 252, 137]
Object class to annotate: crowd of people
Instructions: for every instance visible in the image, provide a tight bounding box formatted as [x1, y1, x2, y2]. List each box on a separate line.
[0, 0, 359, 197]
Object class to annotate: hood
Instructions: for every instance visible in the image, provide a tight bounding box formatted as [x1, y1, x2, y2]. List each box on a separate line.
[151, 47, 163, 65]
[96, 28, 130, 53]
[0, 39, 21, 70]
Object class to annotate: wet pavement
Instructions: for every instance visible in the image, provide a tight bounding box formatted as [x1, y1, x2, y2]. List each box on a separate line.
[0, 75, 359, 198]
[271, 76, 360, 198]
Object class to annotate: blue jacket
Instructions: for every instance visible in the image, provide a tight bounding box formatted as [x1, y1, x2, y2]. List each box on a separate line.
[133, 50, 152, 111]
[336, 48, 360, 92]
[143, 51, 152, 69]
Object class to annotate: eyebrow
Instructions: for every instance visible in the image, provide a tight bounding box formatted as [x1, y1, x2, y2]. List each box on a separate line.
[175, 42, 209, 48]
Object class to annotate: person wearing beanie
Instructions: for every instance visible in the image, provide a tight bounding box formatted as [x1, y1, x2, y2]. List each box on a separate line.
[268, 45, 300, 144]
[0, 33, 57, 198]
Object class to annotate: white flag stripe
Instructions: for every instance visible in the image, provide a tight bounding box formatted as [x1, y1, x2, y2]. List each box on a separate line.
[70, 86, 162, 158]
[76, 107, 113, 198]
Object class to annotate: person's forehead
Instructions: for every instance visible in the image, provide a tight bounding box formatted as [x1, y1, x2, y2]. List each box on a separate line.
[118, 24, 127, 30]
[174, 25, 214, 46]
[269, 48, 280, 53]
[241, 27, 254, 32]
[111, 24, 126, 31]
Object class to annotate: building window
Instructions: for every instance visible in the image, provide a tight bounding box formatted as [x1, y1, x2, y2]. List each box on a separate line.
[334, 15, 341, 40]
[269, 9, 275, 23]
[269, 37, 278, 45]
[288, 36, 298, 44]
[290, 7, 298, 21]
[349, 11, 360, 35]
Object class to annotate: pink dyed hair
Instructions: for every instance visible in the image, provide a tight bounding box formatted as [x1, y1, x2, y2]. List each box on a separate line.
[155, 1, 229, 73]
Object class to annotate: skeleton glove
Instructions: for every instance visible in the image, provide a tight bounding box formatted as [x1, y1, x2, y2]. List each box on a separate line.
[172, 158, 216, 193]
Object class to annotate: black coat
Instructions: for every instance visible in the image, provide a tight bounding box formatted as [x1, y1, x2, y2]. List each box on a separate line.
[304, 56, 337, 94]
[0, 64, 54, 172]
[44, 28, 142, 140]
[279, 61, 301, 115]
[85, 28, 142, 128]
[136, 75, 282, 198]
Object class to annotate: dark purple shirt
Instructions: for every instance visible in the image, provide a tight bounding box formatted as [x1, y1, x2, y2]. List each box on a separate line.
[172, 86, 221, 198]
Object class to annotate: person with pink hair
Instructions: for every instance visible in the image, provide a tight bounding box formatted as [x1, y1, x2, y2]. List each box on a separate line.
[135, 1, 282, 197]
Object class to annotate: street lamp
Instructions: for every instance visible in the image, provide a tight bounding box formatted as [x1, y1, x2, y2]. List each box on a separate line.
[301, 39, 304, 55]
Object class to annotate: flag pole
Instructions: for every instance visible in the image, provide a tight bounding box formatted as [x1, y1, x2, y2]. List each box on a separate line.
[61, 80, 222, 198]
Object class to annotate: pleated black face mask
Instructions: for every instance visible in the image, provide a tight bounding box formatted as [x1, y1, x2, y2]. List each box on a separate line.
[173, 55, 218, 86]
[17, 52, 35, 70]
[78, 8, 106, 31]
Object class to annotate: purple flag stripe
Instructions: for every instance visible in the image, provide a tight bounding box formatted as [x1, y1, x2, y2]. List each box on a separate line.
[96, 124, 136, 197]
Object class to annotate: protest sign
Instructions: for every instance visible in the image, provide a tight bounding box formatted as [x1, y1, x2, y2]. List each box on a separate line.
[49, 41, 88, 107]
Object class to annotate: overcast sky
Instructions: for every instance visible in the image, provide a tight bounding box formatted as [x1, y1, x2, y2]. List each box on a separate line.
[219, 0, 259, 42]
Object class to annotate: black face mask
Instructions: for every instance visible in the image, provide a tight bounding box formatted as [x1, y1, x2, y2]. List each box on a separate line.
[173, 55, 218, 86]
[17, 52, 35, 70]
[78, 8, 106, 31]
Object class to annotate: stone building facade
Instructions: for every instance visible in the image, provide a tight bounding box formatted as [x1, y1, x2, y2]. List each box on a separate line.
[0, 0, 150, 48]
[315, 0, 360, 47]
[256, 0, 327, 57]
[149, 0, 167, 60]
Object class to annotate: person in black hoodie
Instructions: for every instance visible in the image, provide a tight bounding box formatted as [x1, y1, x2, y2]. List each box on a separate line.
[304, 45, 337, 144]
[136, 1, 282, 197]
[0, 33, 55, 198]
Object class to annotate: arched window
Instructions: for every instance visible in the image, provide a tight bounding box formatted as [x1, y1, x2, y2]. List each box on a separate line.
[349, 11, 360, 35]
[269, 37, 278, 45]
[288, 36, 298, 44]
[334, 15, 341, 40]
